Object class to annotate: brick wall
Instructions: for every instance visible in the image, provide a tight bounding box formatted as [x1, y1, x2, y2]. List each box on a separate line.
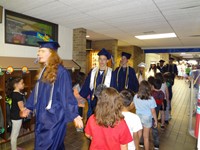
[73, 28, 87, 73]
[133, 46, 145, 72]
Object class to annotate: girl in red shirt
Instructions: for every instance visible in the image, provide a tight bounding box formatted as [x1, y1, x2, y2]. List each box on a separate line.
[85, 87, 132, 150]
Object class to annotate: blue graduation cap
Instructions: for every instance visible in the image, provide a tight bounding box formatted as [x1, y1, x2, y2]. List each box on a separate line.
[97, 48, 111, 60]
[121, 52, 131, 59]
[37, 41, 60, 51]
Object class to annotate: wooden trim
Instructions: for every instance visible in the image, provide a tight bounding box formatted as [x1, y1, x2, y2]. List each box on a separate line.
[0, 57, 80, 69]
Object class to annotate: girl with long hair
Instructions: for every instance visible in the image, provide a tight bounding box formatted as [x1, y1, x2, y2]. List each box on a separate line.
[85, 87, 132, 150]
[6, 77, 26, 150]
[137, 62, 147, 84]
[147, 62, 160, 78]
[20, 41, 83, 150]
[133, 80, 157, 150]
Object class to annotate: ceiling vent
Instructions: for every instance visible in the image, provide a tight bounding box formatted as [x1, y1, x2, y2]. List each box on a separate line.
[143, 31, 156, 34]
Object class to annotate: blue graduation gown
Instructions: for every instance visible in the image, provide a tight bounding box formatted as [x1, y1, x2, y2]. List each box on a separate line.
[26, 65, 78, 150]
[114, 67, 139, 93]
[79, 69, 115, 118]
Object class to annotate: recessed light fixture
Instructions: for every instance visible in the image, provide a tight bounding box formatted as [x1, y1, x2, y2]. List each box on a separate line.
[86, 35, 90, 38]
[135, 33, 176, 40]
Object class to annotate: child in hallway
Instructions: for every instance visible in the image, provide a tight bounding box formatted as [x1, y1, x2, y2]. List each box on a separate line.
[133, 80, 157, 150]
[155, 73, 169, 128]
[147, 77, 163, 150]
[151, 78, 165, 150]
[73, 72, 86, 132]
[163, 72, 174, 124]
[151, 78, 165, 128]
[120, 89, 143, 150]
[6, 77, 26, 150]
[85, 87, 132, 150]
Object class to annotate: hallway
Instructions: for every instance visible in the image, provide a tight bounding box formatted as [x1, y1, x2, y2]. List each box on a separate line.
[14, 79, 198, 150]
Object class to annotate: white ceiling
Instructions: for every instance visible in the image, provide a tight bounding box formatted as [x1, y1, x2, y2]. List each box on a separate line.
[1, 0, 200, 48]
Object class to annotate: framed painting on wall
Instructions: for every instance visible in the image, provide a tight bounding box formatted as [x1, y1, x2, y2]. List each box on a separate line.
[5, 9, 58, 47]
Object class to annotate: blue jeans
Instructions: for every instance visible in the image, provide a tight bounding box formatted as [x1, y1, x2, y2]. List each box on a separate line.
[168, 85, 173, 111]
[152, 118, 159, 147]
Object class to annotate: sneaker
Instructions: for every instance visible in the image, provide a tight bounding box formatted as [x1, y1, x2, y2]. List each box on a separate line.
[160, 125, 165, 130]
[139, 144, 144, 148]
[154, 145, 159, 150]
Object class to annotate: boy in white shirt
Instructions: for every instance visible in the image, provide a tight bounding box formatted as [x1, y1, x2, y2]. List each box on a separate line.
[120, 90, 143, 150]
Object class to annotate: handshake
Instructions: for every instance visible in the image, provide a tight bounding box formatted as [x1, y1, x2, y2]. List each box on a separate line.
[20, 108, 31, 118]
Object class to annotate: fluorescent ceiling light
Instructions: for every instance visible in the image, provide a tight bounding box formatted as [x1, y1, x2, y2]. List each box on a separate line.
[135, 33, 176, 40]
[180, 53, 186, 56]
[86, 35, 90, 38]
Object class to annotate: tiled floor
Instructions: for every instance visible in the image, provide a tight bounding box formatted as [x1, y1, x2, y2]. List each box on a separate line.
[13, 79, 198, 149]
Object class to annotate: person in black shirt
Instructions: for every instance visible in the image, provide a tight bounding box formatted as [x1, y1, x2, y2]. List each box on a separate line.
[6, 77, 26, 150]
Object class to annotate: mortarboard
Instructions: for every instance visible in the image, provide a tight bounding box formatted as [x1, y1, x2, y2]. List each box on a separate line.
[97, 48, 111, 60]
[37, 41, 60, 51]
[138, 62, 146, 68]
[169, 57, 175, 61]
[159, 60, 165, 63]
[121, 52, 131, 59]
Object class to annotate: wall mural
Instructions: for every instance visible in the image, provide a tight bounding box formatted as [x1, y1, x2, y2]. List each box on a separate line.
[5, 10, 58, 46]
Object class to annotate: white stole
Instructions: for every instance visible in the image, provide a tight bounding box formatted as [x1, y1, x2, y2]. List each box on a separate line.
[90, 67, 112, 91]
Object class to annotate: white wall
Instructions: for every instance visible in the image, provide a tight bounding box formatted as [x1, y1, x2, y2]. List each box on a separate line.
[145, 53, 160, 69]
[0, 9, 73, 59]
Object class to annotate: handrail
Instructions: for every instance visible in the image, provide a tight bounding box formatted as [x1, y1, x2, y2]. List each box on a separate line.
[189, 77, 195, 137]
[72, 59, 81, 70]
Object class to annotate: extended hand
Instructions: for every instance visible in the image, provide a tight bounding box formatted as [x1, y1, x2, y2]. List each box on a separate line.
[153, 121, 158, 128]
[20, 108, 30, 118]
[74, 116, 83, 129]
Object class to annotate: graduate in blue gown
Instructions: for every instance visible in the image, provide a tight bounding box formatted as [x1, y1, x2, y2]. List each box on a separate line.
[79, 48, 116, 118]
[114, 52, 139, 93]
[20, 41, 83, 150]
